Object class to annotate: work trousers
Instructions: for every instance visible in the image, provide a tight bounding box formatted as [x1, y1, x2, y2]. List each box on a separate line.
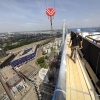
[71, 46, 79, 61]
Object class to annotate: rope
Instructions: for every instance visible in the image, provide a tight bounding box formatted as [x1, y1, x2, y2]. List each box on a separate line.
[53, 0, 56, 19]
[50, 17, 53, 34]
[45, 0, 56, 8]
[45, 0, 47, 8]
[54, 0, 56, 8]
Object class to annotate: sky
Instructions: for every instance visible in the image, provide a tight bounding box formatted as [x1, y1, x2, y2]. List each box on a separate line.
[0, 0, 100, 32]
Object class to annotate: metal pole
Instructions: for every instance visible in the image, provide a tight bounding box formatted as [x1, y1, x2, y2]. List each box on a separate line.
[62, 20, 66, 46]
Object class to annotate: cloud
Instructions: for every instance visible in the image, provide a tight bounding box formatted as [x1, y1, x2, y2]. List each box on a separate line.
[0, 0, 100, 32]
[82, 19, 90, 22]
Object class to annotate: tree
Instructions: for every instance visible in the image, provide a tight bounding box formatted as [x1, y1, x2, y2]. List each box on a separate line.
[45, 56, 49, 59]
[37, 56, 45, 64]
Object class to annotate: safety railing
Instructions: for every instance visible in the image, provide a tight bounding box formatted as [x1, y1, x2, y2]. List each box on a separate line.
[85, 34, 100, 43]
[52, 22, 67, 100]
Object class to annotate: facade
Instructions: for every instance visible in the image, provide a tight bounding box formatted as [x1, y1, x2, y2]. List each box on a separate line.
[48, 43, 53, 47]
[53, 45, 58, 49]
[43, 47, 46, 51]
[47, 48, 51, 54]
[43, 48, 51, 54]
[42, 38, 62, 54]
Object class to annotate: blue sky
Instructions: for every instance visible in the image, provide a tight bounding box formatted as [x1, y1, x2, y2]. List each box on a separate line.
[0, 0, 100, 32]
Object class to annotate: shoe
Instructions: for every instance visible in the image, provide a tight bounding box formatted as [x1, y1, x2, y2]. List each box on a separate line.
[73, 60, 76, 63]
[70, 56, 72, 59]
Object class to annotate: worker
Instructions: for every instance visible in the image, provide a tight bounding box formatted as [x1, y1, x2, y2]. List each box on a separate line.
[69, 32, 83, 63]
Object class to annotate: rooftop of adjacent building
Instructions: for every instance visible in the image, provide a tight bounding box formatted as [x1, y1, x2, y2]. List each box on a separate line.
[0, 66, 17, 81]
[0, 82, 10, 100]
[19, 65, 35, 77]
[12, 45, 36, 61]
[0, 66, 23, 88]
[0, 82, 6, 96]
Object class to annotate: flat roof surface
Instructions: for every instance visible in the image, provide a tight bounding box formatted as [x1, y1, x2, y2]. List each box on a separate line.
[0, 82, 5, 97]
[0, 66, 17, 81]
[7, 75, 21, 87]
[0, 82, 10, 100]
[66, 35, 97, 100]
[22, 86, 38, 100]
[13, 45, 36, 61]
[20, 65, 34, 77]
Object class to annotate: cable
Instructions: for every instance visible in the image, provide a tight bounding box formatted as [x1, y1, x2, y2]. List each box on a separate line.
[45, 0, 56, 8]
[45, 0, 47, 8]
[53, 0, 56, 20]
[54, 0, 56, 8]
[45, 0, 56, 34]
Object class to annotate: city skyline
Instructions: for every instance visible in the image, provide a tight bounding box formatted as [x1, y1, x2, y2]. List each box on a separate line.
[0, 0, 100, 32]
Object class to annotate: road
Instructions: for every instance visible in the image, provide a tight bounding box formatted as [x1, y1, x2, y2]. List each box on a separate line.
[37, 47, 42, 58]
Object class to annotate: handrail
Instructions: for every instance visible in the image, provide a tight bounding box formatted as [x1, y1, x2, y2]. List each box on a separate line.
[52, 22, 67, 100]
[85, 34, 100, 43]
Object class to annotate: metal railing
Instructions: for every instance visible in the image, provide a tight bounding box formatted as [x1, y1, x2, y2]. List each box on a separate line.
[85, 34, 100, 43]
[52, 22, 67, 100]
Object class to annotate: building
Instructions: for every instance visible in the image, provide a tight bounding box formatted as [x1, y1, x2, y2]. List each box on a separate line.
[39, 52, 61, 100]
[0, 67, 26, 95]
[47, 48, 51, 54]
[10, 45, 38, 67]
[42, 38, 61, 55]
[48, 43, 53, 48]
[53, 45, 58, 49]
[43, 47, 46, 52]
[39, 68, 49, 81]
[0, 48, 7, 58]
[19, 65, 38, 79]
[43, 48, 51, 54]
[0, 82, 10, 100]
[0, 54, 15, 68]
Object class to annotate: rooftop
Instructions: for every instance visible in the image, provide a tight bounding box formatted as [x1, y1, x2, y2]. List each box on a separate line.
[65, 34, 100, 100]
[0, 66, 17, 81]
[0, 82, 10, 100]
[20, 65, 35, 77]
[13, 45, 36, 61]
[0, 82, 6, 97]
[6, 75, 22, 87]
[52, 31, 100, 100]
